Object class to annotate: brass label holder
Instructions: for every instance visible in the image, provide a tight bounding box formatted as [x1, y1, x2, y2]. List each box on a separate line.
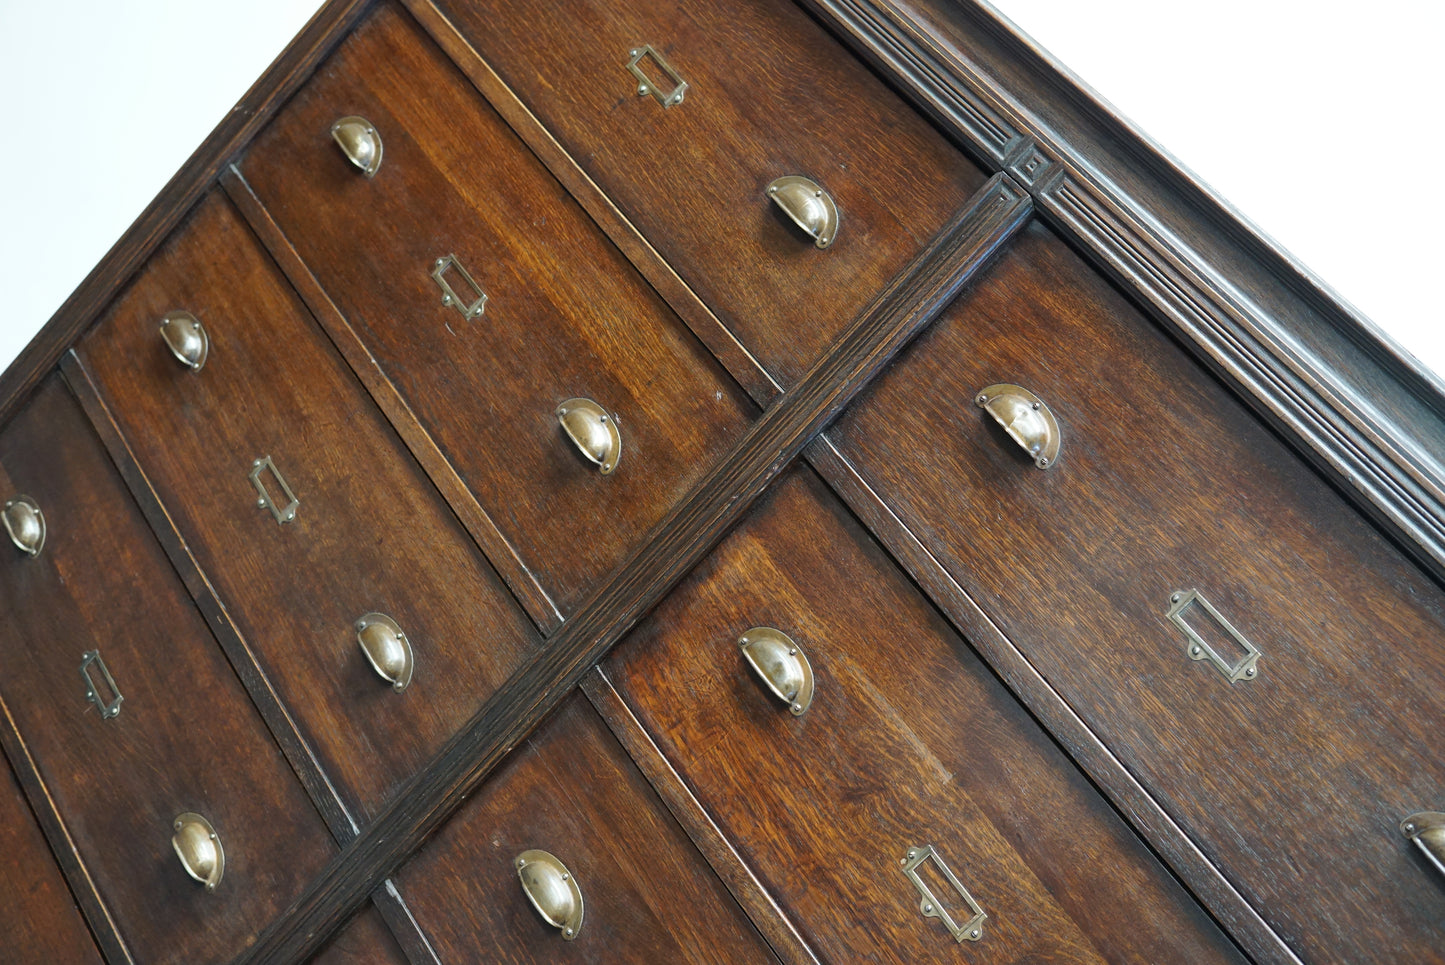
[431, 254, 487, 322]
[899, 844, 986, 943]
[626, 45, 687, 108]
[1167, 589, 1260, 683]
[250, 455, 299, 524]
[79, 650, 123, 719]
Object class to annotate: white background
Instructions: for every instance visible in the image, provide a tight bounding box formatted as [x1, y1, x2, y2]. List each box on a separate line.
[1, 0, 1440, 376]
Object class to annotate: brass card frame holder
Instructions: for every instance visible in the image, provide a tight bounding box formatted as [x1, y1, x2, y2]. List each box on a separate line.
[431, 254, 488, 321]
[1167, 589, 1260, 683]
[250, 456, 299, 524]
[79, 650, 123, 719]
[899, 844, 986, 943]
[626, 44, 687, 107]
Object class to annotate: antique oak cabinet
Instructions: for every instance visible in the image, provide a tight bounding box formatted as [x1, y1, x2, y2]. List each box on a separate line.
[2, 1, 1443, 962]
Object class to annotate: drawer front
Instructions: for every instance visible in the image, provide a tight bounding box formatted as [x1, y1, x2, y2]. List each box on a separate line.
[830, 220, 1445, 962]
[0, 377, 336, 964]
[396, 693, 777, 963]
[0, 748, 102, 964]
[434, 0, 989, 386]
[76, 192, 541, 820]
[604, 468, 1242, 963]
[312, 907, 409, 965]
[239, 3, 756, 615]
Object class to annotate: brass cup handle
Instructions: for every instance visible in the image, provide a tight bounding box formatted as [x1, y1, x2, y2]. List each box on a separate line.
[172, 812, 224, 892]
[356, 613, 414, 693]
[516, 849, 584, 940]
[159, 311, 209, 371]
[1402, 812, 1445, 878]
[739, 627, 815, 716]
[975, 383, 1061, 469]
[556, 398, 622, 475]
[766, 175, 838, 249]
[330, 115, 383, 178]
[2, 495, 45, 557]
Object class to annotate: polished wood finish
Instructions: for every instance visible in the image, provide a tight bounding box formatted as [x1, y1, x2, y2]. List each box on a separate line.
[312, 907, 411, 965]
[433, 0, 989, 387]
[582, 667, 820, 965]
[398, 694, 777, 963]
[75, 192, 541, 823]
[239, 3, 757, 616]
[831, 219, 1445, 963]
[0, 748, 103, 964]
[233, 175, 1031, 965]
[3, 1, 1443, 962]
[0, 377, 336, 964]
[606, 467, 1243, 963]
[804, 0, 1445, 588]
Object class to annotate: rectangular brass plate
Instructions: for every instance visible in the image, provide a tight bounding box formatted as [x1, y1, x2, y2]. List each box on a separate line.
[899, 844, 986, 943]
[1167, 589, 1260, 683]
[626, 44, 687, 108]
[79, 649, 123, 719]
[249, 455, 299, 524]
[430, 253, 488, 322]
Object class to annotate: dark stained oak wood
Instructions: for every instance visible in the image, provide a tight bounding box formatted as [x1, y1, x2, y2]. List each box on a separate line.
[430, 0, 989, 388]
[312, 905, 412, 965]
[803, 0, 1445, 588]
[0, 0, 377, 434]
[233, 174, 1031, 965]
[581, 668, 820, 965]
[0, 749, 104, 965]
[0, 377, 337, 965]
[605, 468, 1245, 964]
[62, 354, 442, 965]
[397, 693, 778, 963]
[221, 166, 565, 636]
[75, 192, 541, 823]
[831, 218, 1445, 964]
[238, 2, 757, 616]
[801, 432, 1291, 962]
[401, 0, 785, 411]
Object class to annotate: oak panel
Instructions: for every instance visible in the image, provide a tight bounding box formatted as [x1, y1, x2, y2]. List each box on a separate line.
[77, 192, 541, 821]
[0, 744, 102, 964]
[397, 694, 777, 964]
[311, 905, 411, 965]
[240, 3, 757, 615]
[831, 219, 1445, 963]
[606, 468, 1244, 963]
[0, 377, 336, 963]
[433, 0, 988, 387]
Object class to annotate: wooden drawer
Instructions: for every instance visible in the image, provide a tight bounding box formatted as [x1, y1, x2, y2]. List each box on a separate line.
[312, 907, 409, 965]
[434, 0, 989, 386]
[396, 692, 776, 962]
[0, 745, 101, 964]
[604, 468, 1242, 962]
[829, 220, 1445, 962]
[239, 3, 756, 616]
[75, 192, 541, 821]
[0, 377, 336, 964]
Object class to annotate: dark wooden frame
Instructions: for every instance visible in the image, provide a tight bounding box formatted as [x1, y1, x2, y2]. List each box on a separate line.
[2, 1, 1439, 963]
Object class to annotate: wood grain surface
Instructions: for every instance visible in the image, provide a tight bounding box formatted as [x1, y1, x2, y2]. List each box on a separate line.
[431, 0, 988, 387]
[76, 193, 541, 823]
[0, 377, 337, 964]
[398, 693, 777, 963]
[831, 218, 1445, 964]
[312, 905, 412, 965]
[232, 174, 1030, 965]
[0, 746, 103, 964]
[605, 467, 1244, 964]
[239, 2, 757, 616]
